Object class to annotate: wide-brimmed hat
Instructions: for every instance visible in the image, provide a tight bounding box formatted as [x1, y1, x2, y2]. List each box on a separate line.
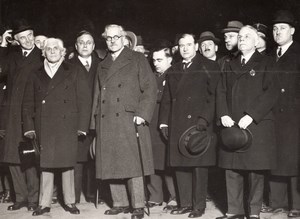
[253, 23, 268, 38]
[272, 10, 296, 26]
[198, 31, 220, 45]
[124, 31, 137, 50]
[220, 125, 252, 152]
[221, 21, 243, 33]
[12, 18, 33, 36]
[178, 125, 213, 158]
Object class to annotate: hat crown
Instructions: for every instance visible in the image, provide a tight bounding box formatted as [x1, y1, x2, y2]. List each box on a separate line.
[253, 23, 268, 36]
[12, 18, 32, 36]
[199, 31, 216, 39]
[273, 10, 296, 25]
[227, 21, 243, 29]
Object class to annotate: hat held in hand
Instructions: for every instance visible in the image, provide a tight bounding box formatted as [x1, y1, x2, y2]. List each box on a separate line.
[221, 124, 252, 152]
[178, 125, 214, 158]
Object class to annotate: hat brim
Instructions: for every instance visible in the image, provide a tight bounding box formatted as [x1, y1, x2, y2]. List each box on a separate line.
[272, 20, 295, 26]
[198, 36, 220, 45]
[13, 26, 33, 36]
[221, 28, 240, 33]
[178, 125, 213, 159]
[125, 31, 137, 50]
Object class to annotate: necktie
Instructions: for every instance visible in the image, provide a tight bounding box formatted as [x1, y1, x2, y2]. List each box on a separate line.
[85, 61, 90, 71]
[277, 47, 282, 57]
[241, 58, 246, 67]
[23, 51, 28, 57]
[183, 62, 191, 70]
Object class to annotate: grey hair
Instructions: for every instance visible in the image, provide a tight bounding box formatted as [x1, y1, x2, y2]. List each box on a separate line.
[42, 37, 66, 58]
[239, 25, 260, 45]
[101, 24, 126, 38]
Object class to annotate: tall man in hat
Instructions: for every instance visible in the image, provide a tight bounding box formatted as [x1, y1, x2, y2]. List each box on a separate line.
[216, 25, 278, 219]
[198, 31, 220, 61]
[159, 33, 220, 218]
[268, 10, 300, 218]
[0, 19, 41, 211]
[90, 24, 157, 219]
[219, 21, 243, 72]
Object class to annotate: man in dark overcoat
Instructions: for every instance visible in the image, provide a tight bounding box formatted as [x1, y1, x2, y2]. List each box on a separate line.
[216, 26, 278, 219]
[22, 38, 91, 216]
[268, 10, 300, 217]
[68, 30, 101, 204]
[159, 33, 220, 218]
[147, 41, 177, 209]
[0, 20, 41, 211]
[90, 24, 157, 219]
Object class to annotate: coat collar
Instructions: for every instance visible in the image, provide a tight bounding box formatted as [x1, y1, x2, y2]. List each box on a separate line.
[230, 50, 262, 75]
[271, 41, 300, 63]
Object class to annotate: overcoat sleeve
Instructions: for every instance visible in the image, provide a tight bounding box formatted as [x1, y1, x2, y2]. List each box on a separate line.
[158, 69, 171, 126]
[216, 63, 230, 120]
[89, 68, 100, 130]
[22, 73, 35, 133]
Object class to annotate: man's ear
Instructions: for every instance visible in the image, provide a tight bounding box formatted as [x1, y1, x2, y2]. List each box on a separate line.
[291, 27, 295, 36]
[195, 42, 199, 51]
[215, 45, 218, 52]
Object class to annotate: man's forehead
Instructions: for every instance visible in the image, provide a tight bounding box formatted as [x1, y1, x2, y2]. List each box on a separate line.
[16, 29, 33, 37]
[153, 50, 166, 58]
[239, 27, 256, 36]
[179, 35, 194, 44]
[225, 32, 238, 36]
[201, 40, 215, 46]
[273, 23, 291, 28]
[77, 34, 94, 41]
[106, 27, 121, 36]
[46, 40, 59, 47]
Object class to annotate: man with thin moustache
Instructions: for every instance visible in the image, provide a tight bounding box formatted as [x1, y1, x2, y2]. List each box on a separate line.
[198, 31, 220, 61]
[0, 19, 41, 212]
[90, 24, 157, 219]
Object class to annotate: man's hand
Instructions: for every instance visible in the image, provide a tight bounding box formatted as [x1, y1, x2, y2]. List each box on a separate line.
[161, 127, 168, 140]
[133, 116, 145, 125]
[0, 130, 5, 138]
[1, 30, 12, 47]
[238, 115, 253, 129]
[24, 130, 36, 139]
[77, 130, 86, 136]
[221, 115, 235, 127]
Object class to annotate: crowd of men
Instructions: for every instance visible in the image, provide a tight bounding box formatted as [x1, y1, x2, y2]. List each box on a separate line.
[0, 9, 299, 219]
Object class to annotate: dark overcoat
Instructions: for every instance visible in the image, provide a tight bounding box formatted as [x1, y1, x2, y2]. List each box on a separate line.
[159, 54, 220, 167]
[270, 42, 300, 176]
[149, 72, 168, 170]
[22, 62, 91, 168]
[90, 47, 157, 180]
[217, 51, 278, 170]
[68, 52, 100, 162]
[0, 46, 43, 164]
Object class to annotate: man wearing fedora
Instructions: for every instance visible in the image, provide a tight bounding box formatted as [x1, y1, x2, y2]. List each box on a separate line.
[159, 33, 220, 218]
[268, 10, 300, 218]
[198, 31, 220, 61]
[0, 19, 41, 211]
[219, 20, 243, 72]
[216, 25, 278, 219]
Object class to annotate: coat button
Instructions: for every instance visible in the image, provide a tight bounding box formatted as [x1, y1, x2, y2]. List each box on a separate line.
[172, 98, 176, 102]
[280, 108, 284, 112]
[118, 84, 121, 88]
[102, 100, 105, 103]
[187, 114, 192, 119]
[116, 113, 119, 117]
[117, 98, 120, 102]
[101, 115, 105, 118]
[42, 100, 45, 104]
[281, 88, 285, 93]
[103, 87, 106, 90]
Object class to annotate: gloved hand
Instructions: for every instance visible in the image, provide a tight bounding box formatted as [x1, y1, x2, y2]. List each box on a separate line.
[0, 130, 5, 138]
[221, 115, 235, 127]
[24, 130, 36, 139]
[196, 118, 208, 131]
[133, 116, 145, 125]
[238, 115, 253, 129]
[161, 127, 168, 140]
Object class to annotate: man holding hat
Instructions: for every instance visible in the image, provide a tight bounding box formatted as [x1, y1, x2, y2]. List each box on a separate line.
[219, 20, 243, 72]
[198, 31, 220, 61]
[216, 25, 278, 219]
[0, 18, 42, 211]
[159, 33, 220, 218]
[268, 10, 300, 218]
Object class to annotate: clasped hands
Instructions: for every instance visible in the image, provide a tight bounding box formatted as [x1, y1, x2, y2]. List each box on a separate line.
[221, 115, 253, 129]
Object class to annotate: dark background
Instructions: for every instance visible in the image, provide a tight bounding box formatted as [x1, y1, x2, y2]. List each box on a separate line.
[1, 0, 300, 51]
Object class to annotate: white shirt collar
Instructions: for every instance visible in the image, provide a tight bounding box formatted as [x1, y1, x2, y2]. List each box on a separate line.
[111, 46, 125, 61]
[78, 55, 92, 67]
[22, 46, 35, 57]
[278, 40, 293, 56]
[241, 50, 256, 64]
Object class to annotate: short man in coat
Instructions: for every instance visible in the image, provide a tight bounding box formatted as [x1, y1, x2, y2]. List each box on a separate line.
[68, 30, 101, 203]
[159, 33, 220, 218]
[216, 26, 278, 219]
[147, 41, 177, 209]
[22, 38, 91, 216]
[269, 10, 300, 217]
[90, 24, 157, 219]
[0, 19, 41, 211]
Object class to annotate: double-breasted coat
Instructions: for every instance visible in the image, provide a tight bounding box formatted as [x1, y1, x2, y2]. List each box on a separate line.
[0, 46, 43, 164]
[270, 42, 300, 176]
[90, 47, 157, 180]
[68, 52, 100, 162]
[22, 62, 91, 168]
[217, 51, 278, 170]
[159, 54, 220, 167]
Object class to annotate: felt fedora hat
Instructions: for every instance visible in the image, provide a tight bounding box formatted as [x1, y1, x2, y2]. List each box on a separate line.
[198, 31, 220, 45]
[220, 125, 252, 152]
[221, 20, 243, 33]
[178, 125, 213, 159]
[253, 23, 268, 38]
[12, 18, 33, 36]
[272, 10, 296, 26]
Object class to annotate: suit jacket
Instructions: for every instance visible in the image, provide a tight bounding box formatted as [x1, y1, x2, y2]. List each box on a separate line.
[159, 54, 220, 167]
[217, 51, 278, 170]
[22, 62, 91, 168]
[68, 52, 100, 162]
[90, 47, 157, 179]
[0, 46, 43, 164]
[270, 41, 300, 176]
